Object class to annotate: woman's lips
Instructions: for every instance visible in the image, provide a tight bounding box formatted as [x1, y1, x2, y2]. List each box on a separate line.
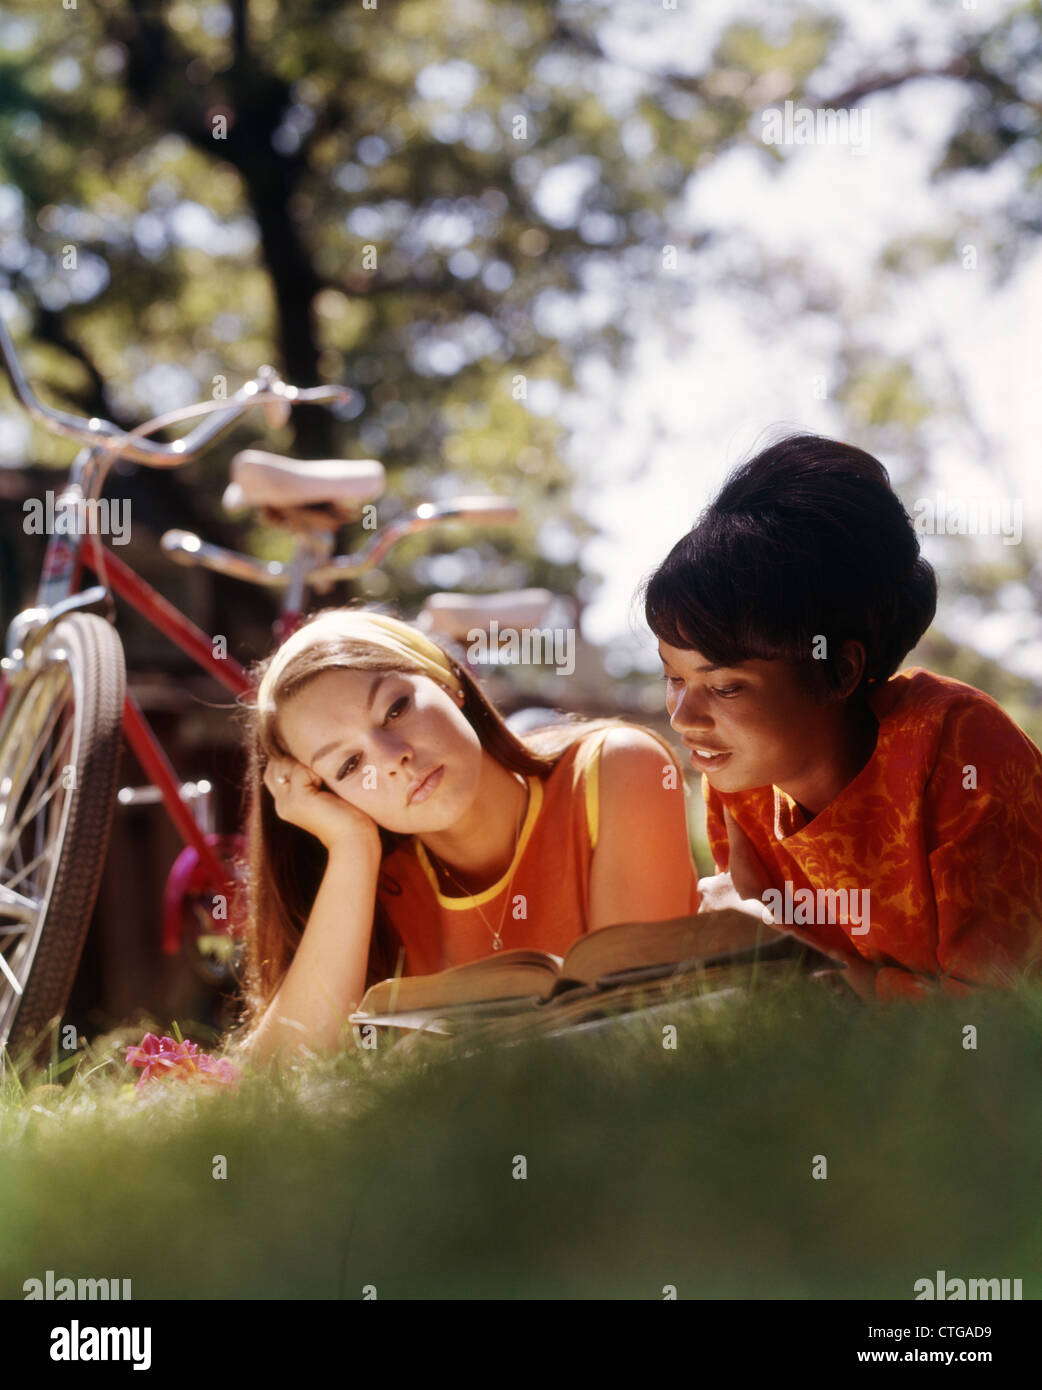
[688, 748, 732, 772]
[409, 765, 444, 805]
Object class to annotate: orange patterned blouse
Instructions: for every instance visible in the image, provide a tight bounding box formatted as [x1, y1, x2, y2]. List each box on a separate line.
[703, 668, 1042, 1000]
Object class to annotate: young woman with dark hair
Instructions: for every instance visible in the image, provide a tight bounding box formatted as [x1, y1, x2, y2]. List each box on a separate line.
[231, 609, 699, 1060]
[642, 433, 1042, 1001]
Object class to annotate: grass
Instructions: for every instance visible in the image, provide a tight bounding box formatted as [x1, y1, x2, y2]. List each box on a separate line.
[2, 971, 1042, 1300]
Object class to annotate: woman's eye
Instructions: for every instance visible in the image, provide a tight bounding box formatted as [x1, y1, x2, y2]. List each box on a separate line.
[335, 753, 362, 781]
[333, 696, 407, 780]
[384, 695, 408, 723]
[662, 672, 739, 698]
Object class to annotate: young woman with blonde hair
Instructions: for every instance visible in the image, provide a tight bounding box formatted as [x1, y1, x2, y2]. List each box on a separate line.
[232, 608, 700, 1059]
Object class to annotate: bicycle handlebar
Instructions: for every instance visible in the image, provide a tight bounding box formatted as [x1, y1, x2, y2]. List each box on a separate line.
[0, 310, 351, 468]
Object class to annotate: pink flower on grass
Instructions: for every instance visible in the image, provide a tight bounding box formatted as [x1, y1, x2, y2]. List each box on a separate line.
[125, 1032, 241, 1090]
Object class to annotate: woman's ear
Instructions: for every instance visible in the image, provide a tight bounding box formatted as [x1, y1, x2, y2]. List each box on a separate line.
[834, 640, 867, 699]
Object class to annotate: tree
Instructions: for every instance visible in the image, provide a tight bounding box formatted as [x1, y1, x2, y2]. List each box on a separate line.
[1, 0, 1039, 659]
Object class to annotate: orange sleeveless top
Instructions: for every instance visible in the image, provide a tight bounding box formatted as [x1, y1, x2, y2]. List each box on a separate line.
[375, 727, 615, 976]
[703, 668, 1042, 999]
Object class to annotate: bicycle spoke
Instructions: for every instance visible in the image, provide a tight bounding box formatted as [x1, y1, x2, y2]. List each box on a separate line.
[8, 664, 69, 765]
[25, 699, 74, 798]
[0, 882, 36, 920]
[16, 739, 72, 846]
[0, 670, 70, 833]
[0, 948, 23, 997]
[3, 716, 73, 856]
[5, 786, 65, 893]
[5, 726, 71, 898]
[0, 674, 73, 958]
[3, 844, 53, 896]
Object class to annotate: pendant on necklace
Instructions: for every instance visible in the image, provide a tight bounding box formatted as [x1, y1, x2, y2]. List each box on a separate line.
[492, 936, 503, 950]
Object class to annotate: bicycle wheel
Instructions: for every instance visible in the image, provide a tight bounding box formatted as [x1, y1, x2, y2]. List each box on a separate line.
[0, 613, 125, 1064]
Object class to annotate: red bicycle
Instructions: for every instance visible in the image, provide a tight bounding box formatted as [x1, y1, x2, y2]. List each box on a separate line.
[0, 310, 547, 1062]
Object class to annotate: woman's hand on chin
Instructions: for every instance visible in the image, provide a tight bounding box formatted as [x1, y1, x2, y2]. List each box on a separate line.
[263, 756, 381, 856]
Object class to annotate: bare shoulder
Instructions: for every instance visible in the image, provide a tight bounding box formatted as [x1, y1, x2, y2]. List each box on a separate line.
[596, 725, 679, 788]
[598, 724, 675, 762]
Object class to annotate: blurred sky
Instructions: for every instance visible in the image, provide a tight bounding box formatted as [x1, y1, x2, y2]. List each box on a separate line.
[2, 0, 1038, 682]
[552, 0, 1042, 678]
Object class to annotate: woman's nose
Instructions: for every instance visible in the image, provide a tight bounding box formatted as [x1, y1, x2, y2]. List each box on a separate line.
[377, 732, 413, 773]
[668, 684, 709, 732]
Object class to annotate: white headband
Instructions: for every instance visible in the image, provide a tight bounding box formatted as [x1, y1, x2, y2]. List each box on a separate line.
[256, 609, 464, 713]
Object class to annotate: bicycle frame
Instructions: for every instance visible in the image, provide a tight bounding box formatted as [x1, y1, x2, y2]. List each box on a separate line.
[82, 534, 267, 952]
[0, 315, 523, 975]
[0, 323, 356, 968]
[1, 439, 307, 958]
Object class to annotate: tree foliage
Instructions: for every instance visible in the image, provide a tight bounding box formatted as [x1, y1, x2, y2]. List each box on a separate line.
[0, 0, 1038, 643]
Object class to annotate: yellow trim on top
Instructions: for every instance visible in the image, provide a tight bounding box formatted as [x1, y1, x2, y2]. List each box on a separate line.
[584, 728, 611, 852]
[413, 775, 543, 911]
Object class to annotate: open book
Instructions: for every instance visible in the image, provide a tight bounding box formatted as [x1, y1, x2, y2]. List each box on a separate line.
[349, 909, 829, 1037]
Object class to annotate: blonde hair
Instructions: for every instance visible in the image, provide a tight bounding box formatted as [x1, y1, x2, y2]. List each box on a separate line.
[257, 609, 464, 712]
[229, 607, 642, 1046]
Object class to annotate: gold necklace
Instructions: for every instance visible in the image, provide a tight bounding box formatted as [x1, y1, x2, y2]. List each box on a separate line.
[424, 774, 529, 952]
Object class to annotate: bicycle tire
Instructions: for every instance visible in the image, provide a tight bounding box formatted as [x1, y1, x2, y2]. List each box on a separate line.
[0, 612, 125, 1064]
